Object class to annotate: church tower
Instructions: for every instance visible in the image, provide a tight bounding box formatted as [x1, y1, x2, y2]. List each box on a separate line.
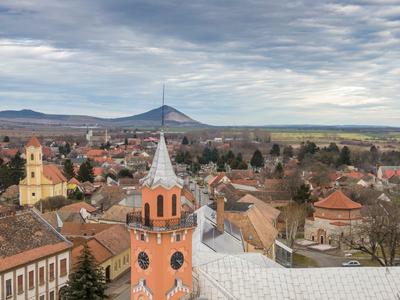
[23, 136, 44, 203]
[127, 132, 197, 300]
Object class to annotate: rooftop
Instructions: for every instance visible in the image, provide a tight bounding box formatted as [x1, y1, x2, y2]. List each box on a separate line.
[0, 209, 71, 272]
[194, 253, 400, 300]
[314, 190, 362, 210]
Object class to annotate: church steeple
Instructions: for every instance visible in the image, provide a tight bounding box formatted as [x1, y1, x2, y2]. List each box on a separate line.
[127, 128, 196, 300]
[140, 132, 183, 190]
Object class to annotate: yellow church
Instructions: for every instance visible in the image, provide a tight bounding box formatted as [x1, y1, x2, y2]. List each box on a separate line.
[19, 136, 68, 206]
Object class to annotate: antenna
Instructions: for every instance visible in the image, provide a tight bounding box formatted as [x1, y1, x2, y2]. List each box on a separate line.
[161, 84, 165, 129]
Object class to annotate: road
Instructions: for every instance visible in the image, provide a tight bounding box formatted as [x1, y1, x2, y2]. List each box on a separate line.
[296, 249, 348, 267]
[105, 271, 130, 300]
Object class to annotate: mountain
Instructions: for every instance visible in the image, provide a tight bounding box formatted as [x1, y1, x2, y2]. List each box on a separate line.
[0, 106, 205, 127]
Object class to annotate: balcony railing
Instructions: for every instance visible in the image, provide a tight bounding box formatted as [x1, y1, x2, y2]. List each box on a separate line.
[126, 211, 197, 231]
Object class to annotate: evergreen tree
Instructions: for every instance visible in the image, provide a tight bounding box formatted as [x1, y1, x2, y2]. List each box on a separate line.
[326, 142, 339, 153]
[181, 136, 189, 145]
[236, 153, 243, 162]
[63, 159, 75, 180]
[9, 152, 25, 185]
[338, 146, 351, 165]
[3, 136, 10, 142]
[273, 162, 284, 178]
[77, 160, 94, 183]
[62, 243, 107, 300]
[118, 168, 133, 178]
[298, 141, 319, 161]
[293, 184, 311, 204]
[283, 146, 294, 159]
[250, 150, 264, 168]
[59, 142, 71, 157]
[210, 148, 219, 163]
[270, 144, 281, 156]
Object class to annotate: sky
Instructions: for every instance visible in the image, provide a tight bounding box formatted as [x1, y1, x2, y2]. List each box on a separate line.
[0, 0, 399, 126]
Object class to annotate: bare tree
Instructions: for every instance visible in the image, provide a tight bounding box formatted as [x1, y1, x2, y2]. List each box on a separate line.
[283, 202, 308, 248]
[343, 201, 400, 266]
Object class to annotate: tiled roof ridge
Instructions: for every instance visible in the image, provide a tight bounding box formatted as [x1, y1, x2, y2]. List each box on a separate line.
[31, 208, 72, 245]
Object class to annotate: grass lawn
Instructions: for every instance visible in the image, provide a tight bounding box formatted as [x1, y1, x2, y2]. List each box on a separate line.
[293, 253, 319, 268]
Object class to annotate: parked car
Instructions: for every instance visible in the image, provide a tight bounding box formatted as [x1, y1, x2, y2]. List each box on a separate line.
[342, 260, 361, 267]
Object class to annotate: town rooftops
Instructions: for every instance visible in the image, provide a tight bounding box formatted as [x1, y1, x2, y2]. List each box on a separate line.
[26, 136, 41, 148]
[0, 209, 71, 272]
[140, 132, 183, 189]
[314, 190, 362, 210]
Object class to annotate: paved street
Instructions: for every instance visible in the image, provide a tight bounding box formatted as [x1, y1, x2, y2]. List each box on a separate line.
[296, 249, 348, 267]
[105, 270, 131, 300]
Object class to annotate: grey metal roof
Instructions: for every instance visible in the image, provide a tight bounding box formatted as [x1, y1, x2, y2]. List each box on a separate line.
[140, 132, 183, 189]
[195, 254, 400, 300]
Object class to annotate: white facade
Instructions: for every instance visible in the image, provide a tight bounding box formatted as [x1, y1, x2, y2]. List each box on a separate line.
[0, 250, 70, 300]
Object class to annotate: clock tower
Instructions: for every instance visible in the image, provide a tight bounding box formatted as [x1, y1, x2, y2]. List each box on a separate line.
[127, 132, 197, 300]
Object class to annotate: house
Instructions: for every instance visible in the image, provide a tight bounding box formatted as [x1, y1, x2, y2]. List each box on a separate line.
[0, 209, 72, 300]
[304, 190, 363, 247]
[67, 177, 81, 192]
[377, 166, 400, 180]
[72, 224, 130, 282]
[212, 194, 280, 259]
[19, 137, 68, 206]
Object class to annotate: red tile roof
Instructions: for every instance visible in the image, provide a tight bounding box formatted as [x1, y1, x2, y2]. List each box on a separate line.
[26, 136, 41, 148]
[72, 239, 113, 266]
[208, 173, 226, 186]
[43, 164, 67, 184]
[68, 177, 80, 185]
[0, 242, 71, 272]
[314, 190, 362, 210]
[59, 201, 97, 213]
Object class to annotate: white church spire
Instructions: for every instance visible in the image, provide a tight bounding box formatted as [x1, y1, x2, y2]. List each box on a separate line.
[140, 132, 183, 189]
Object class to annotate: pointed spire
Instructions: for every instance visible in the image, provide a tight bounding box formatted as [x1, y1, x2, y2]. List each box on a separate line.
[141, 132, 183, 189]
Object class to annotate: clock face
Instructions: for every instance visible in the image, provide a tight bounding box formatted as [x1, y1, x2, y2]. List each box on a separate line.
[138, 251, 149, 270]
[170, 251, 184, 270]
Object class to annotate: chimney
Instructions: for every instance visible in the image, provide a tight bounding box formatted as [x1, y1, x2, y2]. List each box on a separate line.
[216, 195, 225, 233]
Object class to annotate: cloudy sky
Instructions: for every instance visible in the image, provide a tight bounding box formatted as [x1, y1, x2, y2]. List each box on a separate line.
[0, 0, 399, 126]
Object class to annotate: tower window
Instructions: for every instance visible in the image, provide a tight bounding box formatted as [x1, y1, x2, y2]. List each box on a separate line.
[32, 193, 36, 197]
[31, 171, 35, 178]
[157, 195, 164, 217]
[172, 194, 177, 216]
[31, 153, 34, 161]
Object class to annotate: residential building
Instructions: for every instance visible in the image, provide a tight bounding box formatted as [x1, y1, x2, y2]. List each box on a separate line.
[19, 136, 67, 206]
[0, 209, 72, 300]
[71, 224, 130, 282]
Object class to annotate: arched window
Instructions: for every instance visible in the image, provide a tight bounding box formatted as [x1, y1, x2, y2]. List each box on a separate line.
[31, 153, 34, 161]
[172, 194, 177, 216]
[157, 195, 164, 217]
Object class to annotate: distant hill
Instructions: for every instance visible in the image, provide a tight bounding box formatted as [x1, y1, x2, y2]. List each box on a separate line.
[0, 106, 205, 128]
